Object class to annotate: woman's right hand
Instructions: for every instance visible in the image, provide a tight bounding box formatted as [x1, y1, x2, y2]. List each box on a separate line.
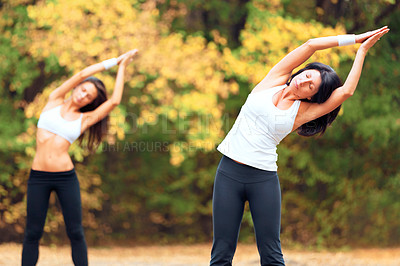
[358, 27, 389, 53]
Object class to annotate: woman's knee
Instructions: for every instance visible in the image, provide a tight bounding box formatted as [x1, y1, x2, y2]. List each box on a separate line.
[66, 226, 85, 241]
[24, 227, 44, 242]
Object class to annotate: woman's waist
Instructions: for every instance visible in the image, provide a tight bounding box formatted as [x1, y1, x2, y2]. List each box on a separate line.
[29, 168, 77, 181]
[32, 149, 74, 172]
[217, 155, 278, 183]
[34, 147, 71, 159]
[218, 135, 278, 158]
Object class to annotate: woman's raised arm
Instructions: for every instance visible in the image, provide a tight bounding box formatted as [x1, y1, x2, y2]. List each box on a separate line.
[299, 27, 389, 124]
[81, 49, 138, 131]
[257, 26, 388, 90]
[48, 54, 127, 102]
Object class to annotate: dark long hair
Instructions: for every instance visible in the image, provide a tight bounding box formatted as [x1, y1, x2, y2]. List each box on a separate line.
[77, 77, 109, 152]
[287, 62, 343, 137]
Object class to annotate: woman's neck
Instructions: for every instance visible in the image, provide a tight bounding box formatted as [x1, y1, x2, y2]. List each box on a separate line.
[63, 99, 81, 113]
[280, 85, 298, 101]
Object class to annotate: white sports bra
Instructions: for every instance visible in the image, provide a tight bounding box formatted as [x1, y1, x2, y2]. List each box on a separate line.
[37, 105, 83, 144]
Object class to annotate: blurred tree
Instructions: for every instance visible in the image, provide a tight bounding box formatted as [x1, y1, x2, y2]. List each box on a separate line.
[282, 0, 400, 32]
[0, 0, 40, 242]
[157, 0, 251, 48]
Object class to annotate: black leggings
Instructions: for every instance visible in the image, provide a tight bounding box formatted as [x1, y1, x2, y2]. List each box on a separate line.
[22, 169, 88, 266]
[210, 156, 285, 266]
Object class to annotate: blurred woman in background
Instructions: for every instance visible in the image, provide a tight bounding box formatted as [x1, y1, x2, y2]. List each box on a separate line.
[22, 49, 138, 266]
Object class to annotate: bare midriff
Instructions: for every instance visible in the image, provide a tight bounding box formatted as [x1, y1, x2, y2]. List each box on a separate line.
[31, 129, 75, 172]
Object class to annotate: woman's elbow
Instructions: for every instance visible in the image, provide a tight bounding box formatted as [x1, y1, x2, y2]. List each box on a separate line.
[110, 99, 120, 106]
[78, 69, 91, 79]
[304, 39, 317, 52]
[341, 88, 354, 99]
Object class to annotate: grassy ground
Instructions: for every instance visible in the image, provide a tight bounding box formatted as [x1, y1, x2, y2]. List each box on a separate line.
[1, 243, 399, 265]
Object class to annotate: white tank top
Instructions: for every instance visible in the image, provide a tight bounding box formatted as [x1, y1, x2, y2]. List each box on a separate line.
[217, 84, 301, 171]
[37, 105, 83, 144]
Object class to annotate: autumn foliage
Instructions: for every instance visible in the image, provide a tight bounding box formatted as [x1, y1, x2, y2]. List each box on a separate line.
[1, 0, 399, 246]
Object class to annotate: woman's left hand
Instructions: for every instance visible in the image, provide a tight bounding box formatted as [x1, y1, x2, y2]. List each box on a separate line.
[358, 27, 389, 53]
[356, 26, 388, 43]
[117, 49, 139, 66]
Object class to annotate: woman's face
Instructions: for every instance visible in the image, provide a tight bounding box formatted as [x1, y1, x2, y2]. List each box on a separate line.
[290, 69, 322, 100]
[73, 82, 98, 107]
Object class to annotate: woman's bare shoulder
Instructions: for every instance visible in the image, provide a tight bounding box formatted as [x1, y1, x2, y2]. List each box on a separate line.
[41, 99, 64, 113]
[251, 79, 287, 94]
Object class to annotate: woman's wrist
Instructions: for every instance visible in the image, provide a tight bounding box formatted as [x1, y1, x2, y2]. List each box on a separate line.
[102, 58, 118, 70]
[337, 34, 356, 46]
[357, 47, 368, 56]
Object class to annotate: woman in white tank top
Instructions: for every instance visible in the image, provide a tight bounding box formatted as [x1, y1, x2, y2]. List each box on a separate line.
[22, 49, 138, 266]
[211, 27, 389, 265]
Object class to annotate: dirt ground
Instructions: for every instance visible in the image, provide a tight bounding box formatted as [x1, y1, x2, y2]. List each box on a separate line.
[1, 243, 399, 266]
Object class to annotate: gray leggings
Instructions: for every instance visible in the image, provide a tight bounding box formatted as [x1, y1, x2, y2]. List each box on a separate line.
[210, 156, 285, 266]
